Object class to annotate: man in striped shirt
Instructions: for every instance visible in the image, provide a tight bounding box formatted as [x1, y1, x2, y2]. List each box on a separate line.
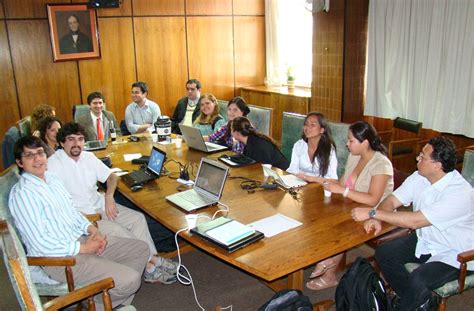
[9, 136, 149, 310]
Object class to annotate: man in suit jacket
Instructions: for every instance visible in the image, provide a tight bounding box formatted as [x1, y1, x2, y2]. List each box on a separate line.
[171, 79, 202, 134]
[76, 92, 120, 142]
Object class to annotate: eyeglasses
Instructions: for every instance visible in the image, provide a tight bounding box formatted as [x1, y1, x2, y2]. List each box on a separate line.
[21, 150, 47, 160]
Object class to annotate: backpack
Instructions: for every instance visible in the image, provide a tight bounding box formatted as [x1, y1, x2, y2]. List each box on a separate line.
[335, 257, 388, 311]
[258, 289, 313, 311]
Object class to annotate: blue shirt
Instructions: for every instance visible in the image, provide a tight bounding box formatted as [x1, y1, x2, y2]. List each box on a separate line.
[9, 171, 90, 257]
[125, 99, 161, 134]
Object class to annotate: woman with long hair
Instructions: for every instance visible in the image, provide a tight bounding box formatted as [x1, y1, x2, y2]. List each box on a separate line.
[206, 96, 250, 154]
[37, 116, 62, 157]
[193, 93, 226, 136]
[306, 121, 394, 290]
[287, 112, 338, 181]
[231, 116, 289, 170]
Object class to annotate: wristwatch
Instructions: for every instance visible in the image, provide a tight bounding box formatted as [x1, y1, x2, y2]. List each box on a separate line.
[368, 208, 376, 219]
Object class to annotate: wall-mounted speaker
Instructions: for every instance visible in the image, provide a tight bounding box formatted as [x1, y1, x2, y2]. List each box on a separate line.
[88, 0, 121, 8]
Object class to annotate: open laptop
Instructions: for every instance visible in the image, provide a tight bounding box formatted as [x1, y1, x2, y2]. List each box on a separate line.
[262, 165, 307, 189]
[166, 158, 229, 212]
[121, 146, 166, 187]
[84, 140, 107, 151]
[178, 124, 228, 153]
[190, 217, 264, 253]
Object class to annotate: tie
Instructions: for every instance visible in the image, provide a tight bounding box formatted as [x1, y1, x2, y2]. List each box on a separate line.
[97, 117, 104, 141]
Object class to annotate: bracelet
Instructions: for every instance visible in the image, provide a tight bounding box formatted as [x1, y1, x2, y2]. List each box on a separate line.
[343, 187, 350, 197]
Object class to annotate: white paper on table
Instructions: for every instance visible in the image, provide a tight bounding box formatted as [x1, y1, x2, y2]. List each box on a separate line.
[158, 139, 177, 145]
[248, 213, 302, 238]
[123, 153, 142, 161]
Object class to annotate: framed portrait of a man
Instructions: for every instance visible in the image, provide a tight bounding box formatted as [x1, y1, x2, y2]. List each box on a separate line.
[47, 4, 100, 62]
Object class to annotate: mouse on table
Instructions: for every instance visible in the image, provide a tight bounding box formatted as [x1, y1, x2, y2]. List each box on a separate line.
[131, 184, 143, 192]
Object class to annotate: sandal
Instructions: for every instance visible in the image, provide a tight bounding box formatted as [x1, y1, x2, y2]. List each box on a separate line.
[306, 277, 339, 291]
[310, 261, 336, 279]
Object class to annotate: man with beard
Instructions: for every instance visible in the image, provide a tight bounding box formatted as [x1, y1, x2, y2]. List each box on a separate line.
[59, 14, 93, 54]
[48, 122, 178, 284]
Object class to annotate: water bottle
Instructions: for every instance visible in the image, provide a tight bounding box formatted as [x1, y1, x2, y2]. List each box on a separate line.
[109, 120, 116, 142]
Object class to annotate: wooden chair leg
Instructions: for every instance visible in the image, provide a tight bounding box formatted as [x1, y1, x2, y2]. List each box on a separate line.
[437, 298, 447, 311]
[313, 299, 335, 310]
[338, 252, 347, 272]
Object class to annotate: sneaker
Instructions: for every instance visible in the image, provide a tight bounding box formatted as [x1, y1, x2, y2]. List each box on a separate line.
[154, 256, 178, 274]
[143, 267, 177, 284]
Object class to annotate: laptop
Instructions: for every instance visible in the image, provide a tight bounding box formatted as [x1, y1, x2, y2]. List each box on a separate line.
[262, 165, 308, 189]
[84, 140, 107, 151]
[178, 124, 228, 153]
[190, 217, 264, 253]
[166, 158, 229, 212]
[121, 146, 166, 187]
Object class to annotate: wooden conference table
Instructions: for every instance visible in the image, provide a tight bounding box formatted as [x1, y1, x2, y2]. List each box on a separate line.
[95, 136, 394, 291]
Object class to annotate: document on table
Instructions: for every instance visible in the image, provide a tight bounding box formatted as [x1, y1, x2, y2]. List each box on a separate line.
[123, 153, 142, 161]
[248, 213, 302, 238]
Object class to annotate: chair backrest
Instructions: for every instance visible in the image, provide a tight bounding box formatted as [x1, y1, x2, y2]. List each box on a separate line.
[281, 112, 305, 161]
[393, 117, 422, 135]
[73, 105, 90, 122]
[216, 100, 272, 135]
[217, 100, 228, 121]
[0, 166, 21, 223]
[0, 220, 43, 310]
[327, 121, 350, 178]
[462, 149, 474, 186]
[2, 127, 21, 169]
[17, 117, 32, 137]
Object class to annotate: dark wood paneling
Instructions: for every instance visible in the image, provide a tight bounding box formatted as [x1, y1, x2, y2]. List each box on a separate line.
[134, 17, 187, 116]
[8, 20, 81, 123]
[133, 0, 184, 16]
[0, 22, 20, 142]
[0, 1, 5, 19]
[186, 0, 232, 15]
[187, 16, 234, 100]
[233, 0, 264, 15]
[79, 18, 136, 122]
[234, 16, 265, 92]
[4, 0, 70, 19]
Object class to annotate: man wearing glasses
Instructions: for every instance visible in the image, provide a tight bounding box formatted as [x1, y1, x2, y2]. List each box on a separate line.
[9, 136, 149, 309]
[352, 136, 473, 310]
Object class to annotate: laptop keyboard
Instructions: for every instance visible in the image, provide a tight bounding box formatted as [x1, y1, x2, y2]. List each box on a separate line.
[178, 191, 214, 205]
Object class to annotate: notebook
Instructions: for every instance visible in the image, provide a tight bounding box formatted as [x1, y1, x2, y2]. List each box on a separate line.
[166, 158, 229, 212]
[262, 166, 308, 189]
[84, 140, 107, 151]
[179, 124, 228, 153]
[121, 146, 166, 187]
[190, 217, 264, 253]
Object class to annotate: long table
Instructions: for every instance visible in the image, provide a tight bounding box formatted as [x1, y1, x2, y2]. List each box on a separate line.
[96, 137, 394, 291]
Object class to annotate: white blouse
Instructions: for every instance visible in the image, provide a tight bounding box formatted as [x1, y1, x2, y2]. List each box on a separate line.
[287, 139, 338, 179]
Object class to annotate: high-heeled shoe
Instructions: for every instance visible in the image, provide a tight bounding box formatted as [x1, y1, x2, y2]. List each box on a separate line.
[306, 276, 339, 290]
[310, 260, 336, 279]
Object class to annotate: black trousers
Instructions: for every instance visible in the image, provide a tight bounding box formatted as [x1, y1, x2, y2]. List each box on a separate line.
[375, 232, 460, 310]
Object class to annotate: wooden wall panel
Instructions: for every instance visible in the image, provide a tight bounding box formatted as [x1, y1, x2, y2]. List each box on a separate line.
[8, 20, 81, 123]
[234, 16, 265, 92]
[4, 0, 70, 19]
[0, 22, 20, 142]
[79, 18, 136, 122]
[134, 17, 187, 116]
[233, 0, 264, 15]
[186, 0, 232, 16]
[0, 1, 5, 19]
[133, 0, 184, 16]
[187, 17, 234, 100]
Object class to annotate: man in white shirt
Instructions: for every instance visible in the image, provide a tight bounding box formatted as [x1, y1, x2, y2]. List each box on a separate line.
[170, 79, 202, 134]
[124, 81, 161, 134]
[48, 122, 177, 284]
[76, 91, 120, 141]
[352, 136, 473, 310]
[10, 136, 149, 310]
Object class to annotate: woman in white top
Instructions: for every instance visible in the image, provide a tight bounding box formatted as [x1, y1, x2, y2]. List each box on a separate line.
[287, 112, 338, 181]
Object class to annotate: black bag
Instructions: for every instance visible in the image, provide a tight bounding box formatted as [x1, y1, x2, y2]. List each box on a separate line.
[258, 289, 312, 311]
[335, 257, 388, 311]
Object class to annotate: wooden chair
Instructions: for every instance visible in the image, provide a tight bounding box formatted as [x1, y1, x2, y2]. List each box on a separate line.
[379, 117, 422, 162]
[17, 116, 32, 137]
[1, 220, 115, 311]
[216, 100, 273, 136]
[327, 121, 350, 178]
[461, 148, 474, 186]
[280, 112, 305, 161]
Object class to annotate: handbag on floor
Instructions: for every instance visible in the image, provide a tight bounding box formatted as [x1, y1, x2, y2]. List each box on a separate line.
[258, 289, 312, 311]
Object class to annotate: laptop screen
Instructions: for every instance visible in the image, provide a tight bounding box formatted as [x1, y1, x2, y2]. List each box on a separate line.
[195, 159, 228, 197]
[147, 147, 166, 176]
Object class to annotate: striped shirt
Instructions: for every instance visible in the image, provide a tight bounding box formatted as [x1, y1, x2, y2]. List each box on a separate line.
[208, 123, 244, 154]
[9, 171, 90, 257]
[125, 99, 161, 134]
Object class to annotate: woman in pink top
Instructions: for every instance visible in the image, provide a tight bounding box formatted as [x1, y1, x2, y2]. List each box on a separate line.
[306, 121, 394, 290]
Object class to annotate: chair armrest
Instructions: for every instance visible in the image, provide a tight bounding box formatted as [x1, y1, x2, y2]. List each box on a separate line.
[457, 249, 474, 293]
[85, 213, 102, 227]
[366, 228, 411, 248]
[27, 256, 76, 266]
[43, 277, 115, 311]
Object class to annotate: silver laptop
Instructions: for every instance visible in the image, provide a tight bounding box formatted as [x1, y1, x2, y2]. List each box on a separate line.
[262, 165, 307, 189]
[178, 124, 228, 153]
[166, 158, 229, 212]
[84, 140, 107, 151]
